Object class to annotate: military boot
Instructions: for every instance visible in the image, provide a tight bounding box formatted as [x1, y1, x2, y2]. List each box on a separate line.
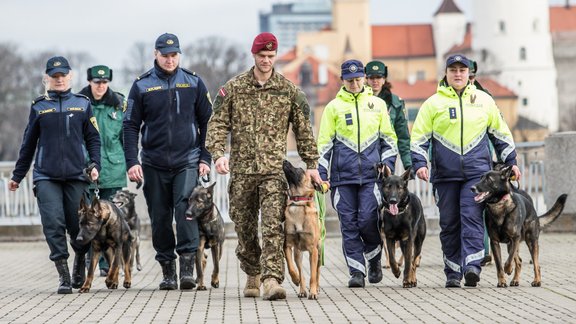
[243, 274, 261, 297]
[262, 277, 286, 301]
[179, 253, 196, 290]
[54, 259, 72, 294]
[71, 253, 86, 289]
[159, 260, 178, 290]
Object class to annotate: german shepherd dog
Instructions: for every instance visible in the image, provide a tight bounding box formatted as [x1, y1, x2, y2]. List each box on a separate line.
[112, 190, 142, 271]
[377, 165, 426, 288]
[282, 160, 321, 299]
[471, 165, 568, 287]
[185, 183, 225, 290]
[76, 196, 133, 292]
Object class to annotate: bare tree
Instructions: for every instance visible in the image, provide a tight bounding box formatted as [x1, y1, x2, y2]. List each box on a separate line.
[121, 41, 150, 87]
[181, 36, 249, 97]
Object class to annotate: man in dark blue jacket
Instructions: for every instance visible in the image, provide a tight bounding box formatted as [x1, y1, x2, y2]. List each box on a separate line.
[123, 33, 212, 290]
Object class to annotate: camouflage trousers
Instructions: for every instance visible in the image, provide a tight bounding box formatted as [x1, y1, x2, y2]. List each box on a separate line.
[228, 173, 287, 283]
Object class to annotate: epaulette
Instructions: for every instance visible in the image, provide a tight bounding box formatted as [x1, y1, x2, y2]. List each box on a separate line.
[114, 91, 126, 99]
[73, 93, 90, 102]
[136, 70, 152, 81]
[32, 95, 45, 105]
[181, 67, 197, 76]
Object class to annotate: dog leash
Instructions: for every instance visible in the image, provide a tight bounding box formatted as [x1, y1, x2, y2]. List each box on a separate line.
[83, 162, 100, 199]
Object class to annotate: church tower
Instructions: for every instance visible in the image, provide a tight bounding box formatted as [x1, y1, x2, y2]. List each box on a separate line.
[472, 0, 558, 131]
[432, 0, 467, 76]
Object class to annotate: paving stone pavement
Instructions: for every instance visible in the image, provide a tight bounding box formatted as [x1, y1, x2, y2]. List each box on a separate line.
[1, 233, 576, 324]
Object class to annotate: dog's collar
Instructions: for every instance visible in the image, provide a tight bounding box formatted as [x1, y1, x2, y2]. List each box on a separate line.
[289, 195, 314, 202]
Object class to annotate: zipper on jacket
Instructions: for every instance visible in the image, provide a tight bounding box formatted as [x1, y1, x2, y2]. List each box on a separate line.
[458, 92, 465, 175]
[167, 78, 173, 163]
[59, 96, 65, 177]
[354, 93, 362, 185]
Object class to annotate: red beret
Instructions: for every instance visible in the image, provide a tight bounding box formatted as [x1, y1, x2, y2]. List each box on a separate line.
[251, 32, 278, 54]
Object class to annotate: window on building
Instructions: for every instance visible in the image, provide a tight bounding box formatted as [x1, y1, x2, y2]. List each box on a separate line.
[522, 98, 529, 106]
[520, 47, 527, 61]
[533, 19, 539, 32]
[481, 49, 488, 62]
[416, 70, 425, 81]
[499, 21, 506, 34]
[300, 63, 312, 88]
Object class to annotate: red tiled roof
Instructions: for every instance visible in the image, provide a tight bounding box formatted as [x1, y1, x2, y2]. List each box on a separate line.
[475, 77, 517, 98]
[371, 25, 435, 58]
[390, 77, 517, 102]
[278, 47, 297, 63]
[392, 80, 438, 101]
[446, 24, 472, 54]
[550, 6, 576, 32]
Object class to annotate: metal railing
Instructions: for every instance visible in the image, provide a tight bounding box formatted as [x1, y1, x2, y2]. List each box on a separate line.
[0, 142, 547, 225]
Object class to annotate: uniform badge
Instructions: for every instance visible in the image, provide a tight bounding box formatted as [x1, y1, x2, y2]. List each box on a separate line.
[266, 42, 274, 50]
[349, 64, 358, 73]
[167, 39, 174, 45]
[470, 94, 476, 104]
[90, 116, 100, 132]
[449, 107, 457, 119]
[111, 111, 117, 120]
[98, 69, 105, 76]
[218, 87, 227, 97]
[53, 61, 61, 67]
[372, 65, 379, 71]
[345, 113, 353, 125]
[368, 102, 374, 110]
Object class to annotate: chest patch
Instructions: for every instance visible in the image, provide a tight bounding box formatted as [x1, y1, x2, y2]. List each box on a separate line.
[449, 107, 457, 119]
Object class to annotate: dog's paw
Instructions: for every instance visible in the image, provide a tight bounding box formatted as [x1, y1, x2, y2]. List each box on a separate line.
[137, 264, 142, 271]
[298, 291, 307, 298]
[79, 287, 90, 293]
[211, 281, 219, 288]
[308, 292, 318, 300]
[392, 268, 401, 278]
[106, 280, 118, 289]
[123, 281, 131, 289]
[504, 263, 513, 275]
[497, 282, 508, 288]
[509, 280, 519, 287]
[531, 281, 541, 287]
[197, 285, 207, 291]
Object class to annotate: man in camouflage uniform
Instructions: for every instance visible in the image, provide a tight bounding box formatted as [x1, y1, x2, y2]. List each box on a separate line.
[206, 32, 322, 300]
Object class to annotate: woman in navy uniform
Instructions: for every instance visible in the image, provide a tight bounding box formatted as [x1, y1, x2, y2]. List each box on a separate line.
[8, 56, 101, 294]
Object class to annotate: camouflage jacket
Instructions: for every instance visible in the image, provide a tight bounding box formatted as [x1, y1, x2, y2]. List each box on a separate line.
[206, 67, 319, 174]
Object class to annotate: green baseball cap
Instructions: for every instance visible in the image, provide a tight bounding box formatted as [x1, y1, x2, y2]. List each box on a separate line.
[365, 61, 388, 78]
[87, 65, 112, 82]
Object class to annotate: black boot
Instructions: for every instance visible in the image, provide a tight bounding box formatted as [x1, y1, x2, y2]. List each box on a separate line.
[368, 259, 383, 284]
[159, 260, 178, 290]
[71, 253, 86, 289]
[179, 253, 196, 290]
[54, 259, 72, 294]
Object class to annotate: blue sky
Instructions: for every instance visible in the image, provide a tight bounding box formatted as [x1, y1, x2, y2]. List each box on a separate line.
[0, 0, 567, 69]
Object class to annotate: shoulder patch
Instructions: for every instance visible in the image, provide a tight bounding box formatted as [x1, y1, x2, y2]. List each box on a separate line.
[32, 95, 45, 105]
[181, 67, 197, 76]
[136, 70, 152, 81]
[74, 93, 90, 101]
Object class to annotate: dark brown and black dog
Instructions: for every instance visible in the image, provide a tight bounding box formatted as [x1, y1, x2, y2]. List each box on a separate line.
[185, 183, 225, 290]
[283, 160, 321, 299]
[112, 190, 142, 271]
[76, 196, 133, 292]
[472, 165, 568, 287]
[377, 165, 426, 288]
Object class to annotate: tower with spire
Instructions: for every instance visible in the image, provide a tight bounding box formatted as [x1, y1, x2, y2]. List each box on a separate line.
[472, 0, 558, 131]
[432, 0, 467, 76]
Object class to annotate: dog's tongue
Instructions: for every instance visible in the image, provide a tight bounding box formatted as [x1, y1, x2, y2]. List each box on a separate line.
[389, 204, 399, 215]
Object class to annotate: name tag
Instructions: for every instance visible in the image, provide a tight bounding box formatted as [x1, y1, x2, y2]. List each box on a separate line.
[67, 107, 84, 112]
[146, 86, 162, 92]
[176, 83, 190, 88]
[39, 108, 56, 114]
[449, 107, 457, 119]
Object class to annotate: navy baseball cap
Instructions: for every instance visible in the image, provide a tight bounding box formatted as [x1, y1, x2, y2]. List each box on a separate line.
[341, 59, 365, 80]
[445, 54, 470, 68]
[45, 56, 71, 76]
[155, 33, 181, 54]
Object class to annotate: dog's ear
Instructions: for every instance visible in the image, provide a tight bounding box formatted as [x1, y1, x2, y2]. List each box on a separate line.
[401, 169, 411, 181]
[501, 165, 513, 180]
[375, 162, 391, 180]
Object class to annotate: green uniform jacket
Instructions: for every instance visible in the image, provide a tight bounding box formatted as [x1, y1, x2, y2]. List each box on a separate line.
[79, 86, 127, 189]
[376, 90, 411, 169]
[207, 67, 319, 174]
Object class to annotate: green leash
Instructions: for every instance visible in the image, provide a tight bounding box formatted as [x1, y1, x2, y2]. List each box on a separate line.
[315, 191, 326, 266]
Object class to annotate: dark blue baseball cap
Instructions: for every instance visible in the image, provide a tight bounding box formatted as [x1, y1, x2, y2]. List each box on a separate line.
[155, 33, 181, 54]
[341, 59, 365, 80]
[445, 54, 470, 69]
[45, 56, 71, 76]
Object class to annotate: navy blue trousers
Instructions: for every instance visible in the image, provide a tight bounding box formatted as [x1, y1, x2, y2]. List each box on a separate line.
[35, 180, 90, 261]
[434, 178, 485, 280]
[332, 183, 382, 276]
[143, 165, 199, 262]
